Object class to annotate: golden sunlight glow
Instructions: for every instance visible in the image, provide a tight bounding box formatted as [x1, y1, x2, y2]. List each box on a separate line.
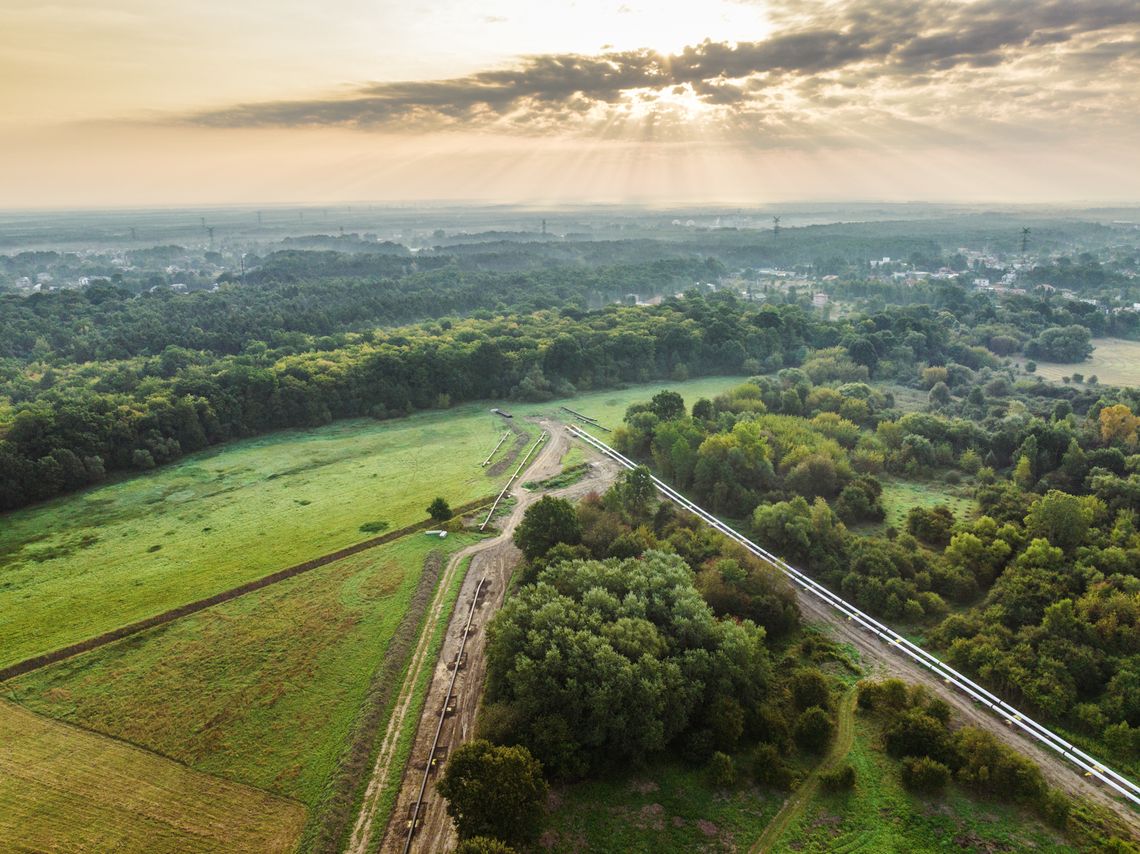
[0, 0, 1137, 206]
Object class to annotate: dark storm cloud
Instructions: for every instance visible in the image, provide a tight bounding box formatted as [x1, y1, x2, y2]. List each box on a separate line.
[179, 0, 1139, 136]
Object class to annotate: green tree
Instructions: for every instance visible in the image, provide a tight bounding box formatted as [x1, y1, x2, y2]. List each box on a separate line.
[794, 706, 834, 753]
[1024, 490, 1099, 552]
[513, 496, 582, 561]
[649, 390, 686, 421]
[437, 740, 548, 843]
[901, 756, 951, 793]
[456, 839, 517, 854]
[427, 496, 453, 522]
[619, 465, 656, 519]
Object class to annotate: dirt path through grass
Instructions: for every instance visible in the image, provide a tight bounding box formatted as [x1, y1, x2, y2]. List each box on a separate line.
[750, 687, 858, 854]
[360, 422, 621, 854]
[348, 421, 618, 854]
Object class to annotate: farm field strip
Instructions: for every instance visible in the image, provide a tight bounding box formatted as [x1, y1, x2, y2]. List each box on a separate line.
[0, 495, 495, 683]
[0, 377, 743, 671]
[4, 534, 482, 811]
[0, 699, 307, 853]
[567, 425, 1140, 812]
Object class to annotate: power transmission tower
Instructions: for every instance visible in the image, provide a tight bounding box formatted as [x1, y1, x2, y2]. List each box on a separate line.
[773, 216, 781, 238]
[206, 226, 215, 247]
[1021, 227, 1031, 255]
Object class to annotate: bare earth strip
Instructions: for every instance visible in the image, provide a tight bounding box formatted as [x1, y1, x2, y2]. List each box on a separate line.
[349, 423, 618, 854]
[0, 699, 307, 853]
[795, 593, 1140, 841]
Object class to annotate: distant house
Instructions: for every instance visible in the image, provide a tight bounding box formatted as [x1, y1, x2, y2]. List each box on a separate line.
[812, 292, 829, 307]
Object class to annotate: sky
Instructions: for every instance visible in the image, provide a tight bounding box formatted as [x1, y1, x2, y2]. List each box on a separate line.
[0, 0, 1137, 207]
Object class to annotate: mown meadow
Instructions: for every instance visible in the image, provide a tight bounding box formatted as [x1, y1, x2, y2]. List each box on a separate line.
[5, 533, 479, 807]
[1032, 338, 1140, 388]
[0, 699, 307, 853]
[0, 376, 743, 669]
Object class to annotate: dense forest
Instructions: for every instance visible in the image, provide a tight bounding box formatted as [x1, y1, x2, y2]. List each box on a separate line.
[609, 367, 1140, 777]
[441, 470, 1134, 852]
[1, 260, 1137, 513]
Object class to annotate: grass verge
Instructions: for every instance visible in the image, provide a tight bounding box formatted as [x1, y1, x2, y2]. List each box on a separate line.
[364, 553, 475, 854]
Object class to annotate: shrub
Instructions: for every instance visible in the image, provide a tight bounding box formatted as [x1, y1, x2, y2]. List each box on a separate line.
[953, 727, 1046, 802]
[791, 667, 832, 711]
[819, 763, 856, 792]
[794, 706, 834, 753]
[457, 839, 517, 854]
[901, 756, 951, 793]
[885, 709, 955, 764]
[708, 751, 736, 788]
[427, 497, 453, 522]
[857, 678, 909, 713]
[752, 743, 797, 790]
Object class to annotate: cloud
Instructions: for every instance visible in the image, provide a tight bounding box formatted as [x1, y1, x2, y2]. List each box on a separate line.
[176, 0, 1139, 148]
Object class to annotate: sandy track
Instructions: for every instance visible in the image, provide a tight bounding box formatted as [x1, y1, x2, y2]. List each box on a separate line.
[796, 592, 1140, 841]
[349, 422, 619, 854]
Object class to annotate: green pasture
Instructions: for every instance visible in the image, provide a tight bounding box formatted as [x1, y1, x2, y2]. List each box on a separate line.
[1031, 338, 1140, 388]
[539, 760, 783, 853]
[520, 375, 747, 431]
[879, 477, 975, 530]
[0, 376, 744, 669]
[5, 533, 478, 807]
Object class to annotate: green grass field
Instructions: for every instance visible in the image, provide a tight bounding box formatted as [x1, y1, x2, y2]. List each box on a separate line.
[0, 376, 744, 670]
[771, 723, 1076, 853]
[0, 699, 307, 853]
[519, 375, 747, 431]
[879, 477, 975, 530]
[1031, 337, 1140, 388]
[540, 761, 783, 852]
[4, 533, 478, 809]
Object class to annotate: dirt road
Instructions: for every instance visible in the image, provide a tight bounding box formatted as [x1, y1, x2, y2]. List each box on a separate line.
[349, 421, 619, 854]
[795, 591, 1140, 841]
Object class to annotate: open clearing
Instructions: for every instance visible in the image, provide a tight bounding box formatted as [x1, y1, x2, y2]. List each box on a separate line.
[1032, 337, 1140, 388]
[4, 533, 478, 810]
[539, 761, 783, 852]
[769, 720, 1076, 853]
[0, 376, 743, 670]
[879, 477, 974, 530]
[0, 699, 306, 853]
